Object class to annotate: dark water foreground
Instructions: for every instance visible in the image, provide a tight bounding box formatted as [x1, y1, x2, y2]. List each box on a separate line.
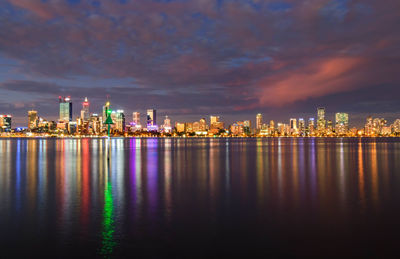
[0, 138, 400, 257]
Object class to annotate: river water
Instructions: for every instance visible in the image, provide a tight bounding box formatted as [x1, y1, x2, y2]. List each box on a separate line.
[0, 138, 400, 257]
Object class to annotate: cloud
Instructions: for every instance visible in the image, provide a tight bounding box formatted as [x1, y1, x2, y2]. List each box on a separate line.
[0, 0, 399, 123]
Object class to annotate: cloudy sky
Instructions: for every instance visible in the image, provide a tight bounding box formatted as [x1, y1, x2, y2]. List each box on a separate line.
[0, 0, 399, 127]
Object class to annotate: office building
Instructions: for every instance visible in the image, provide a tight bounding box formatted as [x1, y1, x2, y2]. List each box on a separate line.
[28, 110, 38, 130]
[0, 115, 12, 132]
[59, 96, 72, 122]
[147, 109, 156, 126]
[132, 112, 140, 126]
[317, 107, 326, 131]
[256, 113, 262, 130]
[81, 97, 90, 122]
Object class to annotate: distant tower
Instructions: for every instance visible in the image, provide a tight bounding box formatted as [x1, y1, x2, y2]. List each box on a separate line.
[0, 115, 12, 132]
[115, 110, 125, 133]
[317, 107, 326, 131]
[132, 112, 140, 126]
[102, 101, 110, 123]
[163, 115, 172, 133]
[59, 96, 72, 122]
[147, 109, 156, 126]
[256, 113, 262, 130]
[81, 97, 90, 122]
[28, 110, 38, 130]
[199, 118, 207, 131]
[290, 118, 297, 130]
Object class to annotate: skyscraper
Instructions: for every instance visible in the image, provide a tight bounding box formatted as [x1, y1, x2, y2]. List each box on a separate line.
[256, 113, 262, 130]
[199, 118, 207, 131]
[298, 118, 305, 133]
[81, 97, 90, 122]
[317, 107, 326, 131]
[132, 112, 140, 126]
[162, 115, 172, 133]
[59, 96, 72, 122]
[147, 109, 156, 126]
[335, 113, 349, 134]
[115, 110, 125, 133]
[102, 102, 110, 122]
[0, 115, 12, 132]
[28, 110, 38, 130]
[308, 118, 315, 135]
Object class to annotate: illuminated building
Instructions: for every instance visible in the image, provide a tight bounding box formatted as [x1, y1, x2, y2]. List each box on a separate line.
[81, 97, 90, 122]
[102, 102, 110, 123]
[256, 113, 262, 131]
[90, 114, 101, 134]
[162, 116, 172, 133]
[115, 110, 125, 133]
[335, 113, 349, 134]
[68, 121, 77, 134]
[244, 120, 251, 135]
[28, 110, 38, 130]
[317, 107, 326, 132]
[231, 122, 244, 136]
[132, 112, 140, 125]
[193, 122, 200, 132]
[185, 122, 194, 133]
[393, 119, 400, 134]
[210, 116, 219, 125]
[209, 115, 224, 134]
[298, 118, 305, 135]
[59, 96, 72, 122]
[0, 115, 12, 132]
[308, 118, 315, 135]
[147, 109, 156, 126]
[327, 120, 333, 133]
[175, 122, 185, 133]
[290, 118, 297, 135]
[199, 118, 207, 131]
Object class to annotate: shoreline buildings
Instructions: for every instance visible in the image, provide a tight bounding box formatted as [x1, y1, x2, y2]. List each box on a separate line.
[1, 96, 400, 137]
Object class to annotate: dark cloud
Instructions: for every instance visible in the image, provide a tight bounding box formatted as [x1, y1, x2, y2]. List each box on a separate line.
[0, 0, 399, 126]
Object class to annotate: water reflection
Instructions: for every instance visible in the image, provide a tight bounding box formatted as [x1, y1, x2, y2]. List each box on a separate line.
[0, 138, 400, 257]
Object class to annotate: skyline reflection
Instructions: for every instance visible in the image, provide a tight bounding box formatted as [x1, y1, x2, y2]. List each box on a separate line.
[1, 138, 400, 257]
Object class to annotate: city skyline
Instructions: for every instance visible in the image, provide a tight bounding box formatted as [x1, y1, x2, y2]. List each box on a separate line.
[0, 0, 399, 127]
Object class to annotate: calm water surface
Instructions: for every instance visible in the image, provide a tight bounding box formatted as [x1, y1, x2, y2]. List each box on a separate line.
[1, 138, 400, 257]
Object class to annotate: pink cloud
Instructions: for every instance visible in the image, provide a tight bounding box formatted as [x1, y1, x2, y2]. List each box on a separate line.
[9, 0, 54, 20]
[255, 57, 369, 107]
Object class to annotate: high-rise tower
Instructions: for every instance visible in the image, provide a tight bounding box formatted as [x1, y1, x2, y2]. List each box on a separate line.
[59, 96, 72, 122]
[256, 113, 262, 130]
[317, 107, 326, 131]
[81, 97, 90, 122]
[28, 110, 38, 130]
[147, 109, 156, 126]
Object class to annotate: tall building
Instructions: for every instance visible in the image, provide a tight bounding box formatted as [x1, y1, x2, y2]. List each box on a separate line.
[28, 110, 38, 130]
[132, 112, 140, 126]
[102, 101, 111, 123]
[81, 97, 90, 122]
[210, 116, 220, 125]
[335, 113, 349, 134]
[0, 115, 12, 132]
[317, 107, 326, 131]
[115, 110, 125, 133]
[290, 118, 297, 130]
[199, 118, 207, 131]
[59, 96, 72, 122]
[256, 113, 262, 130]
[162, 115, 172, 133]
[308, 118, 315, 135]
[298, 118, 305, 134]
[147, 109, 156, 126]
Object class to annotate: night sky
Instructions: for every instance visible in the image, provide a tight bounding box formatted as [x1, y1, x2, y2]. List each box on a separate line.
[0, 0, 399, 127]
